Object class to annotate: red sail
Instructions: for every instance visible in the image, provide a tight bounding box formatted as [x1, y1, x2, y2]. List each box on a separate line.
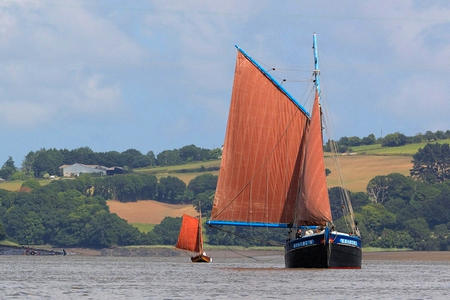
[296, 93, 332, 225]
[211, 50, 309, 224]
[176, 214, 201, 253]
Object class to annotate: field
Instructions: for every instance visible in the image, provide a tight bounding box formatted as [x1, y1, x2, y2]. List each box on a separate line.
[0, 179, 51, 192]
[130, 223, 156, 233]
[134, 154, 412, 193]
[107, 200, 197, 224]
[324, 155, 412, 192]
[348, 139, 450, 155]
[0, 181, 23, 192]
[135, 160, 220, 184]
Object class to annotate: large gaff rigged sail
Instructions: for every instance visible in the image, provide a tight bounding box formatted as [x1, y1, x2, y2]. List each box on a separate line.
[296, 93, 332, 225]
[211, 48, 310, 224]
[176, 214, 201, 253]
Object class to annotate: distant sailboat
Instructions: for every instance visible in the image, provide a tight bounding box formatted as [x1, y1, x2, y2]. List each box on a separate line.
[176, 214, 211, 263]
[207, 34, 362, 268]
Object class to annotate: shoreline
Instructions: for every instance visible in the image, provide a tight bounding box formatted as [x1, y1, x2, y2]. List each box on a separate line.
[3, 244, 449, 262]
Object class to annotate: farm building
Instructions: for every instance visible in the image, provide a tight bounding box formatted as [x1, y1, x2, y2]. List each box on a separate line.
[59, 163, 108, 177]
[59, 163, 125, 177]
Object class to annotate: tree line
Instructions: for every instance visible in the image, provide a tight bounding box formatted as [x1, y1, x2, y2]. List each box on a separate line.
[0, 144, 221, 179]
[325, 129, 450, 153]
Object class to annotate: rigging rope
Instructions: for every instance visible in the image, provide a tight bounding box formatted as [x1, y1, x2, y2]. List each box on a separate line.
[320, 89, 357, 235]
[207, 225, 285, 261]
[208, 225, 285, 246]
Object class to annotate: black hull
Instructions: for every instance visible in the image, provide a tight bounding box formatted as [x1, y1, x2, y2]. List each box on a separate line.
[191, 254, 212, 263]
[285, 232, 362, 268]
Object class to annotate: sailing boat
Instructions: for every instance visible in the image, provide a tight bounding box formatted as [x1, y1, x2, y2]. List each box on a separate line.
[176, 213, 211, 263]
[206, 34, 362, 268]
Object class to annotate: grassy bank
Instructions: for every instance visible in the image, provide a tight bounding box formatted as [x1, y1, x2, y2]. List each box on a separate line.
[130, 223, 156, 233]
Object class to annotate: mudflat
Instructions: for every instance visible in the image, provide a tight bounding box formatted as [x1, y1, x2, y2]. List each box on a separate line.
[363, 251, 450, 261]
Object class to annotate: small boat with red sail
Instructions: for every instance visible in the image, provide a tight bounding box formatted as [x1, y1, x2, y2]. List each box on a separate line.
[176, 214, 211, 263]
[206, 34, 362, 268]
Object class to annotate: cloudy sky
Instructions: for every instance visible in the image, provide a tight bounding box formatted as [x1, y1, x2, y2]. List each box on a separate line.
[0, 0, 449, 165]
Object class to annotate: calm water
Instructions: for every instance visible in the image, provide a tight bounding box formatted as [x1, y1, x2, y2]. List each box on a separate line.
[0, 255, 449, 299]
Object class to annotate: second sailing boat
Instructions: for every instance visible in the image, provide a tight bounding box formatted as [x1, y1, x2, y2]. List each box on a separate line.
[176, 213, 211, 263]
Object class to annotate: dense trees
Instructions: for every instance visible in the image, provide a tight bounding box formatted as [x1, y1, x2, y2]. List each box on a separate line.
[157, 176, 187, 204]
[382, 132, 407, 147]
[0, 157, 17, 180]
[156, 145, 221, 166]
[187, 174, 217, 217]
[93, 174, 158, 202]
[328, 187, 370, 220]
[324, 133, 377, 152]
[352, 173, 449, 250]
[411, 143, 449, 183]
[0, 184, 145, 247]
[152, 217, 182, 245]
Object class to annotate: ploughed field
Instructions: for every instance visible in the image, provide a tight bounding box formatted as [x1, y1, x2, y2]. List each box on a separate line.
[107, 200, 197, 224]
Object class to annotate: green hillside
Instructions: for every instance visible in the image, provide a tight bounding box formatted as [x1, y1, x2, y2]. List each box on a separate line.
[0, 179, 51, 192]
[348, 139, 450, 155]
[135, 160, 221, 184]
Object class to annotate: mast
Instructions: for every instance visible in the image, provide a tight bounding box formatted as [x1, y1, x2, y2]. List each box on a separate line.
[312, 34, 358, 235]
[198, 204, 203, 254]
[312, 33, 321, 98]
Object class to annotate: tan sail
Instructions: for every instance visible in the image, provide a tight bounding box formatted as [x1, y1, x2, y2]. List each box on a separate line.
[296, 93, 332, 225]
[211, 49, 310, 224]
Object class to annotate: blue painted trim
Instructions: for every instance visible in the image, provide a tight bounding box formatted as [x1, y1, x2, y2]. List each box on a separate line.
[330, 233, 362, 248]
[207, 220, 289, 228]
[298, 226, 320, 230]
[207, 220, 320, 229]
[235, 45, 310, 118]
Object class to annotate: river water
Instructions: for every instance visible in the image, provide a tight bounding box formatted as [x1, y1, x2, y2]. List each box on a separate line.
[1, 254, 449, 299]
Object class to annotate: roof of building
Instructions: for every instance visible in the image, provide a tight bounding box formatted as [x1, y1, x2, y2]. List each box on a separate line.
[59, 163, 123, 171]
